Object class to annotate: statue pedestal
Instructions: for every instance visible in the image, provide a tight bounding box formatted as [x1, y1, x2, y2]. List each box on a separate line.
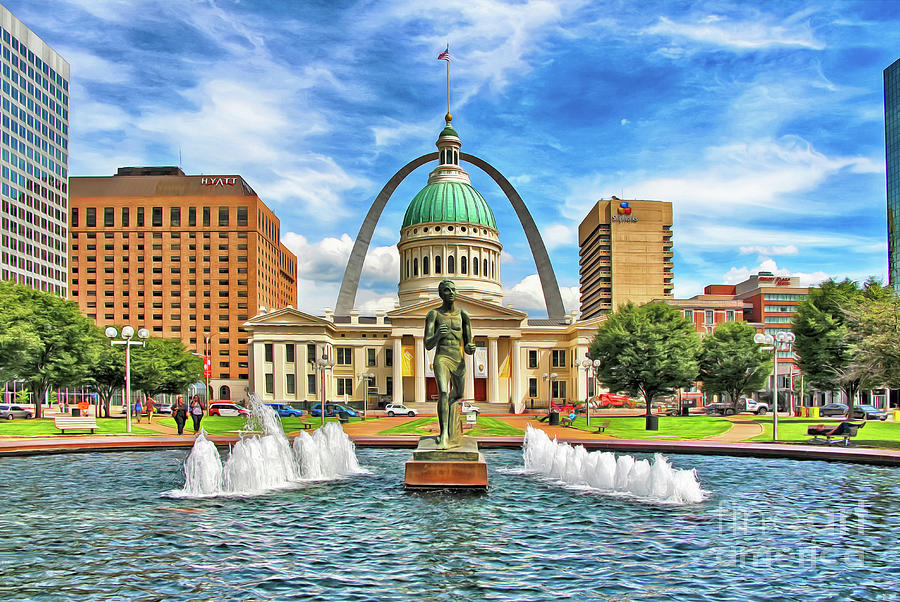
[404, 436, 488, 490]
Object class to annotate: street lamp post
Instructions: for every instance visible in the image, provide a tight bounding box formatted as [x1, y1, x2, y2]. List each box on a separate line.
[361, 372, 375, 421]
[106, 326, 149, 434]
[581, 358, 601, 428]
[316, 352, 336, 427]
[754, 331, 795, 441]
[543, 372, 558, 412]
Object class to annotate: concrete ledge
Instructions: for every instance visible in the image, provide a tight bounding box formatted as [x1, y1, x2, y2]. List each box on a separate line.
[1, 434, 899, 466]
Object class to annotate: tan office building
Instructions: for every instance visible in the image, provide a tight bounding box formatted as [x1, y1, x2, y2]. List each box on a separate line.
[578, 198, 674, 319]
[68, 167, 297, 399]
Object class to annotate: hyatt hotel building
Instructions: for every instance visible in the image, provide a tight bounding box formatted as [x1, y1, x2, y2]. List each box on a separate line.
[69, 167, 298, 400]
[0, 6, 70, 295]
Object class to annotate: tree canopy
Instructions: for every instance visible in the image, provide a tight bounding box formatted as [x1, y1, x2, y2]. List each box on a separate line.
[589, 302, 701, 419]
[698, 320, 772, 404]
[0, 281, 100, 418]
[130, 337, 202, 398]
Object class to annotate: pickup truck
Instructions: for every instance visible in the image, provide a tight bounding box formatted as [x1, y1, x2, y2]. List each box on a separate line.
[705, 398, 769, 416]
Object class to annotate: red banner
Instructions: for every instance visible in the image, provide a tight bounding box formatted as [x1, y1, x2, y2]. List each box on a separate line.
[203, 356, 212, 378]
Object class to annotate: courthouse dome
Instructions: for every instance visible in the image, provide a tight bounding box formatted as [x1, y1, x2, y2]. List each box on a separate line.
[402, 180, 496, 229]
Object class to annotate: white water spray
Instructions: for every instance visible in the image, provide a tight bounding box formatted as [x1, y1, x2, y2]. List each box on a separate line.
[176, 394, 366, 497]
[522, 425, 706, 504]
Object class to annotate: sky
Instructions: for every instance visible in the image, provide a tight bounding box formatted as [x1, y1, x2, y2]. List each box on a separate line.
[6, 0, 900, 316]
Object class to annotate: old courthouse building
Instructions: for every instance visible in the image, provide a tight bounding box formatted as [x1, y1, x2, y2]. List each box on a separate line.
[244, 117, 605, 412]
[68, 167, 297, 400]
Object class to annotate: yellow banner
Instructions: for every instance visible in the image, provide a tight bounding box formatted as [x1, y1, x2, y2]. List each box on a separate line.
[499, 353, 510, 378]
[402, 345, 415, 377]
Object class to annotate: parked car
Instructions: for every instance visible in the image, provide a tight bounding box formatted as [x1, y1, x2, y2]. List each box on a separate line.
[705, 400, 738, 416]
[152, 401, 173, 415]
[310, 403, 359, 417]
[850, 405, 888, 421]
[460, 401, 479, 414]
[266, 403, 303, 417]
[550, 401, 579, 414]
[596, 393, 635, 408]
[208, 403, 250, 417]
[819, 403, 849, 417]
[742, 398, 769, 415]
[384, 403, 417, 417]
[0, 404, 32, 420]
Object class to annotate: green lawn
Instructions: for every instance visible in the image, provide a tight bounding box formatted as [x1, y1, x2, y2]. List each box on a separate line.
[748, 417, 900, 449]
[154, 415, 368, 436]
[0, 417, 157, 436]
[565, 415, 733, 440]
[377, 416, 524, 437]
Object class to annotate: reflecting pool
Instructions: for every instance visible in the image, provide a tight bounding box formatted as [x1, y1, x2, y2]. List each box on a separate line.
[1, 448, 898, 601]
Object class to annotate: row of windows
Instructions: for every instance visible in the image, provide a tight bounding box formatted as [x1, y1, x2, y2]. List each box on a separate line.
[763, 293, 805, 301]
[263, 373, 396, 398]
[527, 378, 567, 399]
[405, 255, 496, 278]
[526, 349, 572, 369]
[684, 309, 737, 323]
[72, 205, 250, 229]
[1, 269, 65, 294]
[764, 305, 796, 313]
[264, 343, 393, 368]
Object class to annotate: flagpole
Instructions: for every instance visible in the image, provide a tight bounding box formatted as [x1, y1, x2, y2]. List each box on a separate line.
[446, 44, 450, 116]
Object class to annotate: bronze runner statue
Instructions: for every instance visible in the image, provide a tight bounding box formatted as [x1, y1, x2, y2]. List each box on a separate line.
[424, 280, 475, 449]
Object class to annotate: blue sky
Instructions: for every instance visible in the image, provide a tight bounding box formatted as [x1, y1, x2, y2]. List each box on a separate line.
[7, 0, 900, 315]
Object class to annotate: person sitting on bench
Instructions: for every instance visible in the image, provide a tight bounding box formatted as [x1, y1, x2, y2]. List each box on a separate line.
[807, 421, 864, 444]
[561, 411, 577, 427]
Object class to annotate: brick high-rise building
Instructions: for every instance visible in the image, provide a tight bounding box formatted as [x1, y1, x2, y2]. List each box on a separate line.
[69, 167, 297, 399]
[0, 6, 70, 295]
[578, 198, 674, 319]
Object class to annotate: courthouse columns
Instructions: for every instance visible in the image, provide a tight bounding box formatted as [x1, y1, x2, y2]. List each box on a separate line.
[415, 336, 426, 403]
[511, 338, 522, 413]
[392, 338, 403, 404]
[488, 337, 500, 404]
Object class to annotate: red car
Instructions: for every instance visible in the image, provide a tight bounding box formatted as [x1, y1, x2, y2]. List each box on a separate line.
[551, 402, 580, 414]
[208, 403, 250, 417]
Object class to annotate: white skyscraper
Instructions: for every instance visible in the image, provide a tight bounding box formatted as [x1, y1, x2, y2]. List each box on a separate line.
[0, 5, 69, 295]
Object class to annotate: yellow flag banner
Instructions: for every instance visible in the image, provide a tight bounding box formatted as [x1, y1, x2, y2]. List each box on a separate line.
[402, 345, 415, 377]
[499, 353, 511, 378]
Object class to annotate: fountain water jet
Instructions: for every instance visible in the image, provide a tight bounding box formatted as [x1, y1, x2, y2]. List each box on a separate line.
[175, 393, 367, 497]
[522, 425, 706, 504]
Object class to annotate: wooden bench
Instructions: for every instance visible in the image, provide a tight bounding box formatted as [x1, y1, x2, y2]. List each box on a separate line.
[596, 419, 611, 433]
[807, 422, 864, 446]
[299, 421, 314, 430]
[54, 416, 99, 434]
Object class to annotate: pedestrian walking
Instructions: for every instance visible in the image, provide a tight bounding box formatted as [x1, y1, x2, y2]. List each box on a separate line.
[190, 395, 204, 433]
[173, 396, 188, 435]
[134, 398, 143, 424]
[146, 396, 155, 424]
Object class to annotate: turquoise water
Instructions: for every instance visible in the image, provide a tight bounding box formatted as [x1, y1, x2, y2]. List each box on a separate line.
[1, 448, 898, 601]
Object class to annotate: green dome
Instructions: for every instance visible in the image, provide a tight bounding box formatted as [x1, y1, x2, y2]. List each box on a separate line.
[402, 180, 497, 229]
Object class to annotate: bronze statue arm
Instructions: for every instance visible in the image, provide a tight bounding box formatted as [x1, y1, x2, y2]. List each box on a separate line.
[424, 309, 439, 351]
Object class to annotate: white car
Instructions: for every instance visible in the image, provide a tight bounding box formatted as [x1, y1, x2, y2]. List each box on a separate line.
[384, 404, 417, 417]
[741, 398, 769, 415]
[460, 402, 479, 414]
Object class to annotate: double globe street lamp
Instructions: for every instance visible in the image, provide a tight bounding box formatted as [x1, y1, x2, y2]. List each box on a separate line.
[753, 330, 796, 441]
[105, 326, 149, 434]
[315, 354, 336, 427]
[581, 358, 601, 428]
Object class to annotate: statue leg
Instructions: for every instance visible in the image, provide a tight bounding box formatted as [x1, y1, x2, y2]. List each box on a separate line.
[434, 361, 451, 449]
[447, 364, 466, 446]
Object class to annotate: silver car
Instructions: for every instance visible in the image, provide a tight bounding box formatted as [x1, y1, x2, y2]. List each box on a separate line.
[0, 404, 33, 420]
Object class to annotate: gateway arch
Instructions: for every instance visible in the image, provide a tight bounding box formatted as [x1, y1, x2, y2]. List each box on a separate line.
[335, 152, 566, 320]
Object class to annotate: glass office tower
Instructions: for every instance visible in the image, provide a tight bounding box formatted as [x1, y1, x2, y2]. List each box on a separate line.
[0, 6, 69, 295]
[886, 58, 900, 292]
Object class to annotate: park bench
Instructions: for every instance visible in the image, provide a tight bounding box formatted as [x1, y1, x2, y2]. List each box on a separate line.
[807, 421, 865, 446]
[53, 416, 99, 434]
[299, 420, 314, 430]
[596, 419, 611, 433]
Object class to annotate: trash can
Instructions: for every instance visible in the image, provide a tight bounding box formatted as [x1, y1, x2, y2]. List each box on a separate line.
[645, 415, 659, 431]
[681, 405, 690, 417]
[809, 406, 820, 419]
[71, 408, 81, 417]
[548, 411, 560, 426]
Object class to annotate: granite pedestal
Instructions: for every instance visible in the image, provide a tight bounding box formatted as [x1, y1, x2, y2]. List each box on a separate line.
[404, 436, 488, 490]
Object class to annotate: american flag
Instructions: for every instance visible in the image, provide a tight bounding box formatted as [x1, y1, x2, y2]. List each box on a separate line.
[437, 46, 450, 61]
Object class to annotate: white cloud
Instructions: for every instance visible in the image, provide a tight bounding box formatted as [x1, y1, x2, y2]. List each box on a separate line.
[739, 245, 799, 256]
[372, 119, 434, 147]
[541, 224, 577, 251]
[563, 136, 875, 221]
[282, 232, 398, 285]
[61, 48, 131, 84]
[500, 250, 516, 263]
[721, 259, 830, 288]
[620, 118, 630, 125]
[645, 14, 824, 50]
[503, 273, 579, 314]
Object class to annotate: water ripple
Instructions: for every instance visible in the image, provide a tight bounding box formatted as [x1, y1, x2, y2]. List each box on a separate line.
[1, 449, 899, 600]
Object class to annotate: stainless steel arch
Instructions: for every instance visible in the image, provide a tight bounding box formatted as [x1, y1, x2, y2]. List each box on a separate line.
[334, 152, 566, 320]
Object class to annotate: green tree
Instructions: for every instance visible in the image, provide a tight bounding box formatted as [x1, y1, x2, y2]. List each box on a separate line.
[698, 321, 772, 404]
[589, 302, 701, 426]
[844, 281, 900, 388]
[85, 343, 125, 418]
[131, 338, 202, 398]
[0, 281, 99, 418]
[793, 278, 887, 409]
